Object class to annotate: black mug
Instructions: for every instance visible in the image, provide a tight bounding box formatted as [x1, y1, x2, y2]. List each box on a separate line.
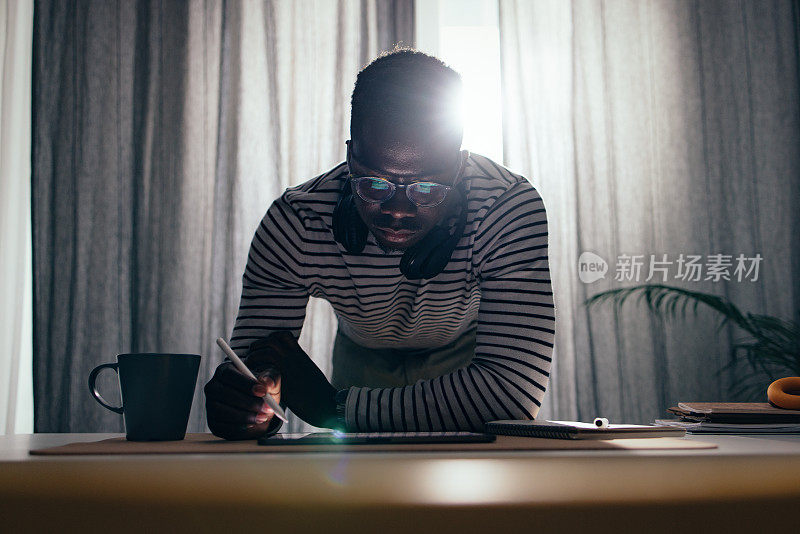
[89, 353, 201, 441]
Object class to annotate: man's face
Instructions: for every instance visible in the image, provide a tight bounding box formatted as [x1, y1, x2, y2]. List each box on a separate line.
[347, 132, 463, 252]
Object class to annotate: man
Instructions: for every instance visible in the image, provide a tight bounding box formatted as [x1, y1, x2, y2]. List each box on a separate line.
[204, 49, 554, 440]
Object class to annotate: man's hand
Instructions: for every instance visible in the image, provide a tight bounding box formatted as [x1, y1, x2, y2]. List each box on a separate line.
[247, 331, 339, 429]
[204, 356, 282, 441]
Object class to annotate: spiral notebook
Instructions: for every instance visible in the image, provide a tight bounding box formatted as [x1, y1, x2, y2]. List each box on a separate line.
[485, 420, 686, 440]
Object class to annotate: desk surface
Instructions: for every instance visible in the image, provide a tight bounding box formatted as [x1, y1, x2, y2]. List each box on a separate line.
[2, 433, 800, 533]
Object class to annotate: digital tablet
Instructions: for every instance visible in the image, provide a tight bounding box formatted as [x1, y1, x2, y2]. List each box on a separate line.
[258, 431, 496, 446]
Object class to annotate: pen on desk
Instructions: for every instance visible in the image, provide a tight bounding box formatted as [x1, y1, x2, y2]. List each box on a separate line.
[594, 417, 609, 429]
[215, 337, 289, 423]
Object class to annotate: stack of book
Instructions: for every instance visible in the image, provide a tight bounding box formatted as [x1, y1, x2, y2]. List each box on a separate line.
[656, 402, 800, 433]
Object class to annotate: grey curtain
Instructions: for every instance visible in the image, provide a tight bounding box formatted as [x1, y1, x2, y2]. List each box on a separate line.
[0, 0, 34, 435]
[499, 0, 800, 423]
[32, 0, 414, 433]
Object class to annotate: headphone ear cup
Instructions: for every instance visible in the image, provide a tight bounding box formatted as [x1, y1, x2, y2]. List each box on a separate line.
[400, 203, 468, 280]
[400, 226, 454, 280]
[333, 191, 368, 253]
[332, 190, 348, 244]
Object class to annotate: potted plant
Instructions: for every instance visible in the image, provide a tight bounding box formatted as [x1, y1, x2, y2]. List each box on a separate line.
[585, 284, 800, 399]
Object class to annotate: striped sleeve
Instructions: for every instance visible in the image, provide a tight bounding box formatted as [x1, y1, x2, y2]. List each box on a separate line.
[229, 196, 310, 358]
[344, 181, 555, 431]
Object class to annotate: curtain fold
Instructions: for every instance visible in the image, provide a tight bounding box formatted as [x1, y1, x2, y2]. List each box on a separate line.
[499, 0, 800, 423]
[32, 0, 414, 433]
[0, 0, 34, 435]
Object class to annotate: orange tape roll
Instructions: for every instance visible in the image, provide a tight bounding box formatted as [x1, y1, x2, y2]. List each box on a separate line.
[767, 377, 800, 410]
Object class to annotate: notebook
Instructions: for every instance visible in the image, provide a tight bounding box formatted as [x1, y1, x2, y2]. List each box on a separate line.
[258, 431, 496, 446]
[655, 419, 800, 434]
[485, 420, 686, 440]
[668, 402, 800, 423]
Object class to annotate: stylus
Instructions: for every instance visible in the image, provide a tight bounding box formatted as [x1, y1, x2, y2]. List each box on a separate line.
[215, 337, 289, 423]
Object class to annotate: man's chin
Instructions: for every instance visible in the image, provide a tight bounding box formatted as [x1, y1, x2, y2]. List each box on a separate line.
[376, 242, 405, 254]
[374, 236, 409, 254]
[371, 228, 422, 253]
[372, 233, 420, 254]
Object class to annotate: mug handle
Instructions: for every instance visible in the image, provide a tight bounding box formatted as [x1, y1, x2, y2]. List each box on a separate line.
[88, 363, 124, 414]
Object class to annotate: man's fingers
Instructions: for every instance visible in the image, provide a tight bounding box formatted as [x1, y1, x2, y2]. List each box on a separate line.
[206, 358, 285, 441]
[208, 420, 268, 441]
[205, 379, 267, 413]
[257, 373, 282, 396]
[207, 399, 272, 425]
[214, 362, 258, 393]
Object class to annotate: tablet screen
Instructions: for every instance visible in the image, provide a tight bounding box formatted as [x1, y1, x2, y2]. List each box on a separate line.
[258, 431, 496, 446]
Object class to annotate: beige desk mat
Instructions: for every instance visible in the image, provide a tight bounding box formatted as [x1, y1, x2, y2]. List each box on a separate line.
[30, 432, 716, 455]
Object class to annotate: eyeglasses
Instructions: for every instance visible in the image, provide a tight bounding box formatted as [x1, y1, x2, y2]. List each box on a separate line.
[348, 149, 468, 208]
[351, 177, 453, 207]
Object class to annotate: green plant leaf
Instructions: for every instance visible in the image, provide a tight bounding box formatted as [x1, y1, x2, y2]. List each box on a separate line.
[584, 284, 800, 397]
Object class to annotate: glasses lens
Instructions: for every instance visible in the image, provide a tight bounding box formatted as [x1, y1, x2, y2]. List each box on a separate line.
[407, 182, 448, 207]
[355, 177, 394, 203]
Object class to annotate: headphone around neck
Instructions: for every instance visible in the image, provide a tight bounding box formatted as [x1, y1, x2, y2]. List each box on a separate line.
[332, 171, 468, 280]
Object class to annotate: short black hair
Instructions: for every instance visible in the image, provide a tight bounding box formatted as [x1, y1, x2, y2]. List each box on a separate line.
[350, 47, 463, 144]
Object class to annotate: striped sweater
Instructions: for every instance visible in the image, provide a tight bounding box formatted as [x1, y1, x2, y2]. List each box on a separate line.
[230, 153, 555, 431]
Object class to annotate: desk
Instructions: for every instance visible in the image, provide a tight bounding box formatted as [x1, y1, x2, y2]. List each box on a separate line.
[1, 433, 799, 533]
